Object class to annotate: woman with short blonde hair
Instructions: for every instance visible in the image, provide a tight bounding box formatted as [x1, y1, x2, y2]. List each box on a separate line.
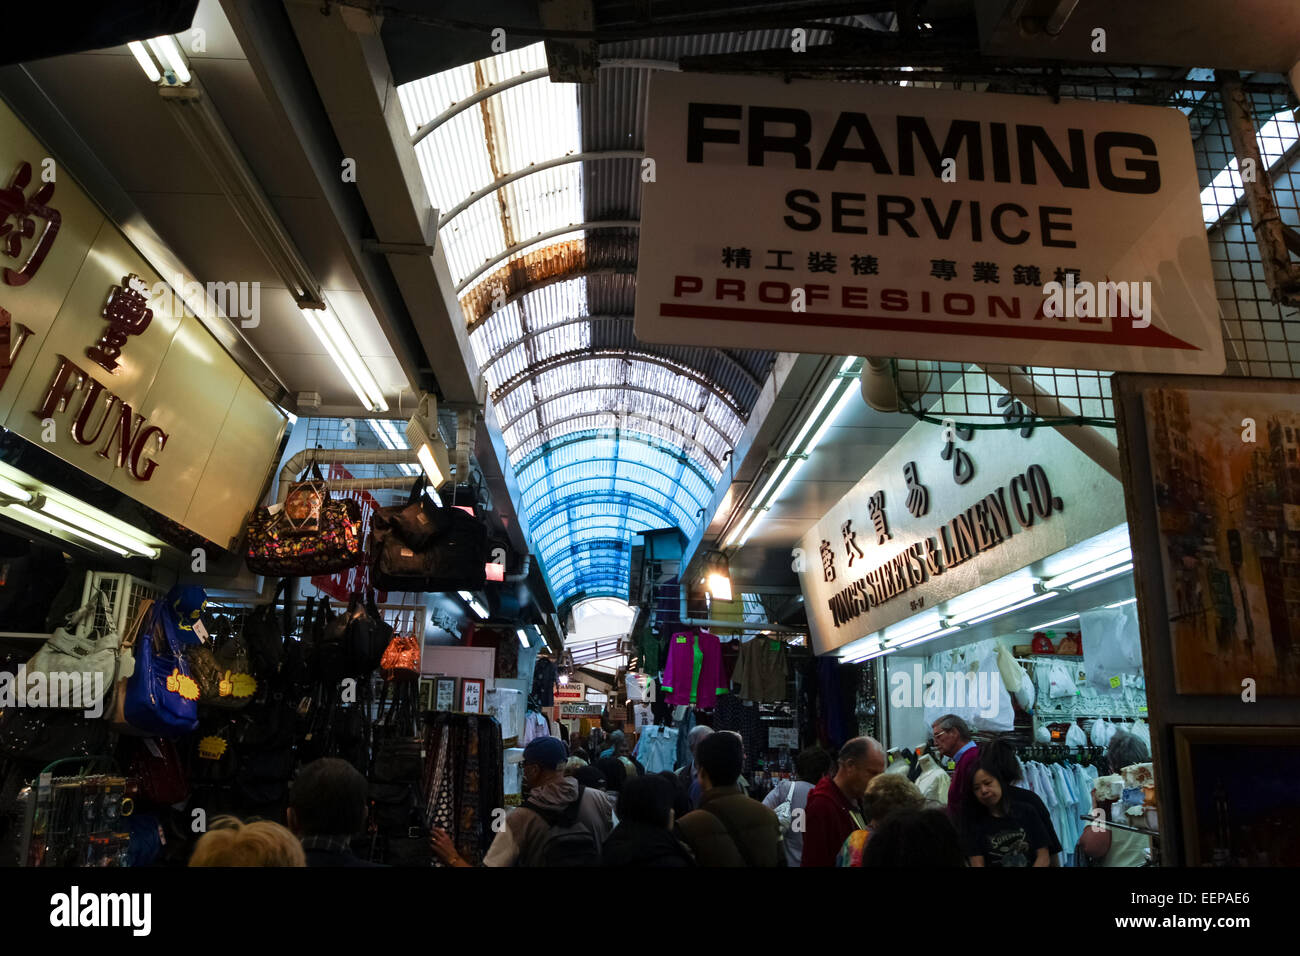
[188, 816, 306, 867]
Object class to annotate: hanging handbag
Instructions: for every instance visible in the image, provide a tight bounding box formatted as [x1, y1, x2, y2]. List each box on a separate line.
[127, 737, 190, 807]
[244, 578, 291, 680]
[316, 592, 364, 680]
[120, 601, 200, 738]
[380, 633, 421, 682]
[23, 588, 121, 710]
[357, 589, 393, 673]
[186, 619, 257, 709]
[245, 462, 364, 576]
[367, 479, 488, 592]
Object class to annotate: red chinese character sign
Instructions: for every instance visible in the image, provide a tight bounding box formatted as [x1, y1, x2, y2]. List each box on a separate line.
[0, 161, 60, 288]
[634, 73, 1224, 374]
[87, 274, 153, 373]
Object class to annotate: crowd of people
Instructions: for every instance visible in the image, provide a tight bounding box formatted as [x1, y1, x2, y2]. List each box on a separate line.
[181, 714, 1150, 867]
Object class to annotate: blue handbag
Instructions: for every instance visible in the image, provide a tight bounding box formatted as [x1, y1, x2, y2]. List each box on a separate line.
[122, 602, 199, 738]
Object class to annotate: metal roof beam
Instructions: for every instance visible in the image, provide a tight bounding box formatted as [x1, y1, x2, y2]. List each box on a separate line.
[521, 474, 695, 524]
[440, 151, 642, 229]
[456, 221, 640, 293]
[517, 457, 711, 511]
[506, 415, 725, 472]
[493, 349, 745, 421]
[516, 430, 718, 488]
[479, 313, 762, 397]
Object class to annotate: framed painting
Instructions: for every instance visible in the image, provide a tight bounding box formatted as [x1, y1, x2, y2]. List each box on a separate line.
[1174, 725, 1300, 866]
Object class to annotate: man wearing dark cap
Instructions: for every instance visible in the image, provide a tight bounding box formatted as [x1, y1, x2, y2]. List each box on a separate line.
[431, 736, 613, 867]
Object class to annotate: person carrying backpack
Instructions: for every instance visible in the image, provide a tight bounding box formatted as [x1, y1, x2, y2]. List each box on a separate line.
[430, 736, 612, 867]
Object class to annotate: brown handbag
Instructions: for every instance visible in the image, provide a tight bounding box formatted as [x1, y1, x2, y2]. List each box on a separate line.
[246, 463, 364, 576]
[108, 598, 155, 736]
[379, 634, 421, 682]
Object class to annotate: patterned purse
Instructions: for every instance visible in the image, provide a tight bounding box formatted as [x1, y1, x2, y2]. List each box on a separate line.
[246, 462, 364, 576]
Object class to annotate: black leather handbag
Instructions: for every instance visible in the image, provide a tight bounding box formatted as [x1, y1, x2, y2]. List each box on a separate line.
[367, 479, 488, 592]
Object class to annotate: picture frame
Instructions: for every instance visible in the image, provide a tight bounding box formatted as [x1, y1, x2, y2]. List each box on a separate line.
[418, 678, 436, 712]
[1174, 725, 1300, 867]
[434, 676, 458, 712]
[1115, 375, 1300, 696]
[460, 677, 485, 714]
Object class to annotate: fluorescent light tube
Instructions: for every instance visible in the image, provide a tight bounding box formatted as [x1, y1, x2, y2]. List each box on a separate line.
[40, 499, 160, 558]
[963, 591, 1056, 626]
[1067, 562, 1133, 591]
[5, 504, 131, 557]
[949, 579, 1038, 624]
[459, 592, 488, 619]
[1044, 547, 1132, 589]
[803, 381, 859, 453]
[517, 628, 530, 648]
[128, 41, 161, 82]
[892, 625, 964, 649]
[1104, 597, 1138, 609]
[301, 303, 388, 412]
[151, 35, 191, 84]
[1026, 612, 1081, 631]
[0, 475, 33, 503]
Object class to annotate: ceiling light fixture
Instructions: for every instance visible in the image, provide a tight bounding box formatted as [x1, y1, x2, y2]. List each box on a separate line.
[963, 591, 1056, 626]
[0, 474, 34, 504]
[301, 301, 388, 412]
[702, 550, 733, 602]
[1104, 597, 1138, 609]
[1067, 563, 1134, 591]
[127, 41, 163, 82]
[725, 358, 860, 551]
[1025, 612, 1081, 631]
[0, 468, 162, 558]
[517, 628, 530, 649]
[1044, 547, 1132, 590]
[458, 591, 488, 619]
[146, 35, 191, 84]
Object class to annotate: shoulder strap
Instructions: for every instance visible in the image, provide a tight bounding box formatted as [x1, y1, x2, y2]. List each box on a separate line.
[521, 781, 585, 828]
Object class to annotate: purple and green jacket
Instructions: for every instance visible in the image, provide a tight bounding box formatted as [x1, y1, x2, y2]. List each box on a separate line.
[661, 629, 728, 709]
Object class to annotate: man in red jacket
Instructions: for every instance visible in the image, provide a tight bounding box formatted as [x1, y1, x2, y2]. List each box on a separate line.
[933, 714, 978, 830]
[800, 736, 884, 867]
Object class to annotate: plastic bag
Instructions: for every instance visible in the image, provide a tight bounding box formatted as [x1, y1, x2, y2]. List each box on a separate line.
[1080, 604, 1143, 695]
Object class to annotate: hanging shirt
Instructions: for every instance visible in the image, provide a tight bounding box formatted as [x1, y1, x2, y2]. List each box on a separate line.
[662, 630, 728, 709]
[731, 637, 790, 702]
[635, 725, 679, 774]
[632, 702, 654, 730]
[625, 673, 656, 702]
[522, 711, 550, 746]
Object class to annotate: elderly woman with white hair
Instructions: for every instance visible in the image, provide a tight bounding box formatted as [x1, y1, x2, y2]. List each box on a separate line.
[1078, 731, 1152, 866]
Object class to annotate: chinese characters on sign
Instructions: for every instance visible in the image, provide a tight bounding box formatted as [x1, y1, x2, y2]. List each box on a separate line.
[814, 421, 1051, 628]
[940, 422, 976, 485]
[0, 161, 60, 288]
[87, 274, 153, 374]
[826, 463, 1065, 628]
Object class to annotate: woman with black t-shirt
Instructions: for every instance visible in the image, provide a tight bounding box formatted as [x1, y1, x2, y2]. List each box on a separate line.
[964, 748, 1051, 867]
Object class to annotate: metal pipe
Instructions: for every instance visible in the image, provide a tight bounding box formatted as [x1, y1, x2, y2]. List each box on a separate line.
[979, 367, 1121, 481]
[1219, 71, 1300, 306]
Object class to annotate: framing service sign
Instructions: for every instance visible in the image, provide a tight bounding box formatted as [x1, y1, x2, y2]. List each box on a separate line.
[635, 72, 1223, 374]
